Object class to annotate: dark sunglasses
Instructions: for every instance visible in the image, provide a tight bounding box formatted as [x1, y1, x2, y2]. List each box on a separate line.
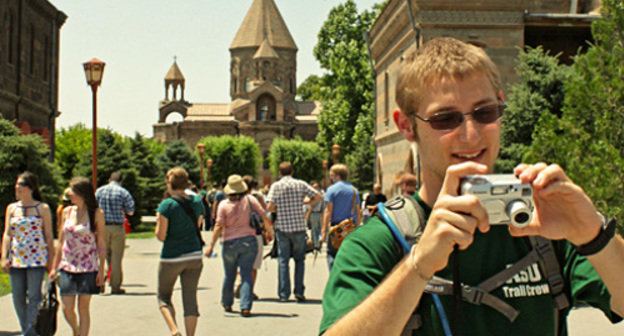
[16, 181, 28, 187]
[413, 103, 505, 131]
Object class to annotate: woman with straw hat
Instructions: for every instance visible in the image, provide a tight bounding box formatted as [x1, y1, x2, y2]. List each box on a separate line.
[206, 174, 272, 317]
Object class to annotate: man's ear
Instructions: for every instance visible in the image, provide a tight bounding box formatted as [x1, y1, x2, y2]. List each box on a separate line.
[393, 109, 417, 142]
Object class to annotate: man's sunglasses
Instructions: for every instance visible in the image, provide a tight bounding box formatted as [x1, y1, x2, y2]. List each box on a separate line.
[413, 103, 505, 131]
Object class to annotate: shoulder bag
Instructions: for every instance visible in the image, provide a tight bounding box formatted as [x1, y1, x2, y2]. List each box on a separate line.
[329, 186, 357, 249]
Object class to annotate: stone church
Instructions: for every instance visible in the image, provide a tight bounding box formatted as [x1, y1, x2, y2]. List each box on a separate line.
[367, 0, 602, 196]
[153, 0, 320, 184]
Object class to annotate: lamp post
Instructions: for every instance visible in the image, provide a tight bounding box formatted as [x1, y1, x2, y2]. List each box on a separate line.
[322, 160, 329, 189]
[332, 144, 341, 164]
[197, 143, 205, 189]
[206, 158, 213, 187]
[83, 58, 106, 190]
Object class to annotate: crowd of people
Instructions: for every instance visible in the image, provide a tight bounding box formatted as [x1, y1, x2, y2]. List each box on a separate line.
[3, 36, 624, 336]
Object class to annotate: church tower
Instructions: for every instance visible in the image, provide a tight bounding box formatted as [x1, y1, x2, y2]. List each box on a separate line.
[229, 0, 298, 124]
[158, 59, 190, 123]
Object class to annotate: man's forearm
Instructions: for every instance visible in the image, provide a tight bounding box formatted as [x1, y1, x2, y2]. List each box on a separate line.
[325, 257, 428, 335]
[587, 234, 624, 316]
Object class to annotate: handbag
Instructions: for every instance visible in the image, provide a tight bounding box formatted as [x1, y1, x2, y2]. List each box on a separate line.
[33, 279, 58, 336]
[246, 196, 263, 232]
[171, 195, 206, 246]
[329, 186, 357, 249]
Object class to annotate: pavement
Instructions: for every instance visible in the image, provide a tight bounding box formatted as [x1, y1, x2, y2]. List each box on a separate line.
[0, 232, 622, 336]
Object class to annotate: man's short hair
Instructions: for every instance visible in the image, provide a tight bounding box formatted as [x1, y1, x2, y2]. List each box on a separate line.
[166, 167, 189, 191]
[330, 164, 349, 181]
[400, 173, 418, 187]
[396, 37, 502, 138]
[109, 171, 122, 183]
[279, 161, 293, 176]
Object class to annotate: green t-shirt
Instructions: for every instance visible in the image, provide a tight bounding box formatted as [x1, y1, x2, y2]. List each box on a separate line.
[157, 196, 204, 259]
[320, 194, 620, 335]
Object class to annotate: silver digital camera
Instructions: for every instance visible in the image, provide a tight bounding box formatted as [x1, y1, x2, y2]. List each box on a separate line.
[459, 174, 534, 228]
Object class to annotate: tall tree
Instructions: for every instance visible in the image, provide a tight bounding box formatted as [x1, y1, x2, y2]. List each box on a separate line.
[55, 124, 92, 181]
[310, 0, 384, 188]
[496, 46, 570, 173]
[525, 0, 624, 231]
[156, 140, 200, 187]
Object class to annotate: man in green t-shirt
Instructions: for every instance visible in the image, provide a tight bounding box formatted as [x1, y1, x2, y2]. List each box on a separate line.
[320, 37, 624, 335]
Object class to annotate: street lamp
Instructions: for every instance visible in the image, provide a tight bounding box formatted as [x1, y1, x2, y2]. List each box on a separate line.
[83, 58, 106, 190]
[206, 158, 213, 187]
[322, 160, 328, 189]
[197, 143, 205, 189]
[332, 144, 341, 164]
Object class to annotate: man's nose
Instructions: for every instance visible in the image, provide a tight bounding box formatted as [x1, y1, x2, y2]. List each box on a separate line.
[457, 116, 481, 143]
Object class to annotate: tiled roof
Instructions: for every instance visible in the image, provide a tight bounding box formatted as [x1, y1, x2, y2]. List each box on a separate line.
[230, 0, 297, 50]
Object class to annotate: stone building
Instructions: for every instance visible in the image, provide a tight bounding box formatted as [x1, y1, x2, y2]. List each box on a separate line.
[367, 0, 601, 196]
[153, 0, 320, 184]
[0, 0, 66, 159]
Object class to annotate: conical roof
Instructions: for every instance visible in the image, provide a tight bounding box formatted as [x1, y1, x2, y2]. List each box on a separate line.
[165, 61, 185, 82]
[254, 38, 280, 59]
[230, 0, 297, 51]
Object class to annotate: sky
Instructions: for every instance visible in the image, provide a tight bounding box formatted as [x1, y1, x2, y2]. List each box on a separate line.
[49, 0, 380, 138]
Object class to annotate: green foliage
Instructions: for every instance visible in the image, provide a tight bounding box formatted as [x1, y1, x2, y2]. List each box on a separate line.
[309, 0, 382, 188]
[55, 124, 92, 181]
[525, 0, 624, 232]
[74, 129, 132, 187]
[0, 268, 10, 296]
[268, 137, 324, 182]
[297, 74, 325, 101]
[156, 140, 200, 186]
[496, 46, 570, 173]
[0, 116, 63, 225]
[346, 108, 375, 190]
[197, 135, 260, 185]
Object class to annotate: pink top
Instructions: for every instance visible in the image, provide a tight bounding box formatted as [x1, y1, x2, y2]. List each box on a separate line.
[59, 207, 99, 273]
[217, 195, 264, 242]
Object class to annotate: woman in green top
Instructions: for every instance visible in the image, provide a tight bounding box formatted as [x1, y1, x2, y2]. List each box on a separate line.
[155, 167, 205, 336]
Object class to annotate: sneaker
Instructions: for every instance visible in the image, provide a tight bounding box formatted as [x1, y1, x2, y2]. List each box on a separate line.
[241, 309, 251, 317]
[295, 294, 306, 303]
[278, 297, 289, 303]
[224, 306, 233, 313]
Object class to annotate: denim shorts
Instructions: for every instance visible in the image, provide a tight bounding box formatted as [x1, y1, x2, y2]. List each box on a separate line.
[58, 270, 100, 295]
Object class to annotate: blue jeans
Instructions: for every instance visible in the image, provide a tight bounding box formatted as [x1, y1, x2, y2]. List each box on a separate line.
[221, 235, 257, 310]
[275, 230, 306, 299]
[10, 267, 45, 336]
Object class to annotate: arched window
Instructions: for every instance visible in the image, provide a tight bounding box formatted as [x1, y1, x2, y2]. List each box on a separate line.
[256, 94, 276, 121]
[275, 76, 282, 88]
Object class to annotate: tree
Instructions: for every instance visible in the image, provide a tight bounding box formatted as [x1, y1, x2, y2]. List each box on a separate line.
[310, 0, 384, 188]
[0, 116, 63, 226]
[196, 135, 261, 185]
[55, 124, 92, 181]
[126, 133, 165, 227]
[268, 137, 324, 182]
[525, 0, 624, 232]
[496, 46, 570, 173]
[156, 140, 200, 187]
[74, 129, 132, 188]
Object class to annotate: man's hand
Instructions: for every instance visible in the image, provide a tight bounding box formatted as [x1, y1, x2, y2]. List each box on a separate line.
[410, 162, 490, 277]
[509, 163, 603, 246]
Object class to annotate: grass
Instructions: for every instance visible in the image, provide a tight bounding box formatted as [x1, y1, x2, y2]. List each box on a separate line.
[126, 223, 156, 239]
[0, 268, 10, 296]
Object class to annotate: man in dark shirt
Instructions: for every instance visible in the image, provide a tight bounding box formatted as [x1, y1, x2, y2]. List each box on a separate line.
[363, 183, 387, 218]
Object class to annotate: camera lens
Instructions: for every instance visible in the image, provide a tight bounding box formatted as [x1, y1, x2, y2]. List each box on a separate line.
[507, 199, 532, 228]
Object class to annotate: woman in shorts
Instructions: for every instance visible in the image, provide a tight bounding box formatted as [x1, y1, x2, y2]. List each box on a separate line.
[50, 177, 106, 336]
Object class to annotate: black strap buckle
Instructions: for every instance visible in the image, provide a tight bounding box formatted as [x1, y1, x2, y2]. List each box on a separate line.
[462, 286, 485, 305]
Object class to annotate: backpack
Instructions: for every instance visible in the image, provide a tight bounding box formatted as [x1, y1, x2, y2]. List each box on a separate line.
[376, 195, 570, 335]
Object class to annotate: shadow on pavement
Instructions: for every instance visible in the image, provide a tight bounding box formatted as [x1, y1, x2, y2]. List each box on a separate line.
[224, 311, 299, 318]
[256, 297, 321, 304]
[0, 331, 21, 336]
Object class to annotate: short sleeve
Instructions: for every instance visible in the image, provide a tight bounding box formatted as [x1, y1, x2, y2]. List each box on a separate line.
[319, 217, 402, 334]
[191, 196, 205, 219]
[324, 187, 334, 203]
[304, 182, 318, 198]
[216, 200, 228, 224]
[267, 184, 276, 203]
[157, 199, 172, 220]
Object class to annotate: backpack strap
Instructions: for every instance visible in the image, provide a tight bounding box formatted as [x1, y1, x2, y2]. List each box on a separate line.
[171, 195, 205, 246]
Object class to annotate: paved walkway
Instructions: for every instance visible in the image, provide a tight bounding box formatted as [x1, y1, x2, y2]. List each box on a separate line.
[1, 232, 622, 335]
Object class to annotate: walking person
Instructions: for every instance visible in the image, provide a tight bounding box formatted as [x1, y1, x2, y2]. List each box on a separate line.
[155, 167, 205, 336]
[205, 175, 272, 317]
[1, 172, 55, 336]
[266, 162, 322, 302]
[56, 187, 73, 236]
[304, 181, 325, 250]
[321, 164, 361, 270]
[95, 171, 135, 294]
[50, 177, 106, 336]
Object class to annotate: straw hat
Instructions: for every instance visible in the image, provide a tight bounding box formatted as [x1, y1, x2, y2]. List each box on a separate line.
[224, 174, 247, 194]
